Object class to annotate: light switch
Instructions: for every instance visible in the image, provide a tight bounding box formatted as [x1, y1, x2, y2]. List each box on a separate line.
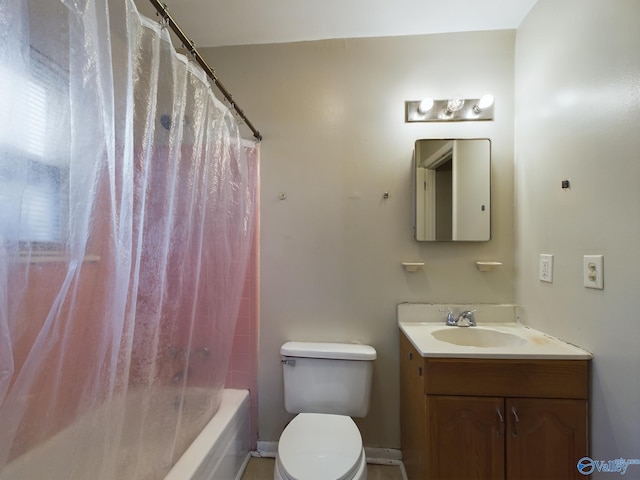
[583, 255, 604, 289]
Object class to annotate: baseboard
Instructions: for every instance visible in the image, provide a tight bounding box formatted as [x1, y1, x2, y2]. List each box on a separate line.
[255, 442, 403, 466]
[254, 441, 278, 458]
[364, 447, 403, 465]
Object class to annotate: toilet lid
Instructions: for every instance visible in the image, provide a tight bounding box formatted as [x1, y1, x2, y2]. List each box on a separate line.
[278, 413, 363, 480]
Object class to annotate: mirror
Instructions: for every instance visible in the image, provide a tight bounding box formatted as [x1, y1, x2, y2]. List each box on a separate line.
[413, 138, 491, 241]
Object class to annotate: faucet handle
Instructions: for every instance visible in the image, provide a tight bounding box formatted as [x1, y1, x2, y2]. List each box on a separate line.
[438, 306, 458, 326]
[445, 311, 458, 326]
[458, 310, 477, 327]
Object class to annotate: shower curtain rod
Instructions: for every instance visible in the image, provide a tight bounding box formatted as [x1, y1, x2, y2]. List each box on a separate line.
[148, 0, 262, 141]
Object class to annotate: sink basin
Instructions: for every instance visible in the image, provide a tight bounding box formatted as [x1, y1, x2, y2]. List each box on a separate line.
[431, 327, 528, 348]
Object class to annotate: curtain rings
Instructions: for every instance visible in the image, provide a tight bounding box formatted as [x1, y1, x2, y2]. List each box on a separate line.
[159, 15, 169, 31]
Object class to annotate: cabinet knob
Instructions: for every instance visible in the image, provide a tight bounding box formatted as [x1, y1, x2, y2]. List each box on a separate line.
[408, 351, 413, 360]
[417, 366, 423, 376]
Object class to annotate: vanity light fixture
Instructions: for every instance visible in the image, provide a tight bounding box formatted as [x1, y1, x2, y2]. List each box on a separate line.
[405, 94, 495, 122]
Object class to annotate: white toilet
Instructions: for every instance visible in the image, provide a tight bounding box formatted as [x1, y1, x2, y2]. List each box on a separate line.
[274, 341, 377, 480]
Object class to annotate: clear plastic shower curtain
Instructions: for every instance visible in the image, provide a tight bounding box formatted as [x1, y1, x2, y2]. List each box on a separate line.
[0, 0, 258, 478]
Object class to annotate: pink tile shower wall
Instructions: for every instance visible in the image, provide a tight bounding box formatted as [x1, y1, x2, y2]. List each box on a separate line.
[226, 229, 259, 449]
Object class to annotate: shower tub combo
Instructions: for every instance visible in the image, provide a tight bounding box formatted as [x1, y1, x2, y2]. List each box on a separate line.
[0, 388, 250, 480]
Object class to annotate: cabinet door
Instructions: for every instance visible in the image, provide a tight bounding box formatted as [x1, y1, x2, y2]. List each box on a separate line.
[427, 396, 505, 480]
[506, 398, 588, 480]
[400, 334, 426, 480]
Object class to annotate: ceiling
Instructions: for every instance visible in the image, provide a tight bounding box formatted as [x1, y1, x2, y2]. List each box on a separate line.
[134, 0, 538, 48]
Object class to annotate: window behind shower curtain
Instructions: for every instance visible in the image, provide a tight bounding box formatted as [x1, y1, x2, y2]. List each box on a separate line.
[0, 47, 70, 247]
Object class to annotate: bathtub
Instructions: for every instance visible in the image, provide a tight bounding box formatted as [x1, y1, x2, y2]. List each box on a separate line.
[0, 388, 250, 480]
[165, 389, 250, 480]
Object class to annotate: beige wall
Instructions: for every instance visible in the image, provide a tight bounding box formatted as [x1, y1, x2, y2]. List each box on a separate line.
[202, 30, 516, 448]
[515, 0, 640, 465]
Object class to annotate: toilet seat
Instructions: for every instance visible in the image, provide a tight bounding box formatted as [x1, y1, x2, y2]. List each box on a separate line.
[276, 413, 365, 480]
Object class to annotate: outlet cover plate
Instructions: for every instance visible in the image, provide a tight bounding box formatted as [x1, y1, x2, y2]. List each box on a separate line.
[539, 254, 554, 283]
[583, 255, 604, 289]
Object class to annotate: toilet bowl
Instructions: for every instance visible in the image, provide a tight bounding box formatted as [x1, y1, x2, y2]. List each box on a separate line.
[274, 413, 367, 480]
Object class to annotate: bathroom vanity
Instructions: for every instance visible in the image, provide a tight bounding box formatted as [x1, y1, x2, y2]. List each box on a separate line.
[398, 304, 592, 480]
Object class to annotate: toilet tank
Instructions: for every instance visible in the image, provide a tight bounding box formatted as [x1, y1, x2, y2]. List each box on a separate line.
[280, 341, 376, 417]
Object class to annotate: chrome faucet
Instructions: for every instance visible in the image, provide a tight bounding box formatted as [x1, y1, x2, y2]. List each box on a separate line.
[446, 310, 477, 327]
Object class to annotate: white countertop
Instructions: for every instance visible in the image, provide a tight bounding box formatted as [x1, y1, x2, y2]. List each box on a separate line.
[398, 303, 592, 360]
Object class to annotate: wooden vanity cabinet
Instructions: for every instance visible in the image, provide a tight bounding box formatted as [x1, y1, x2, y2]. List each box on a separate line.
[400, 332, 427, 480]
[400, 331, 590, 480]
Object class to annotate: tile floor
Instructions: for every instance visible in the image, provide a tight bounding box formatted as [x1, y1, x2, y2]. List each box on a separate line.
[241, 457, 404, 480]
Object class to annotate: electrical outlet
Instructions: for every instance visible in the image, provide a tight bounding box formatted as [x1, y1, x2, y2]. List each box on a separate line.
[583, 255, 604, 289]
[539, 254, 553, 283]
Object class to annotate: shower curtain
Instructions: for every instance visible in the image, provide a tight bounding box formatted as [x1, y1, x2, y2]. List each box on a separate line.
[0, 0, 258, 478]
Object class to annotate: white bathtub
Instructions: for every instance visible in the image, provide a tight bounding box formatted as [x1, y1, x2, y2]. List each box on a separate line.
[0, 388, 250, 480]
[165, 389, 250, 480]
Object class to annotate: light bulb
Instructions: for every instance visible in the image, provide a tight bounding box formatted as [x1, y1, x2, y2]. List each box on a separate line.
[446, 96, 465, 113]
[474, 94, 494, 113]
[417, 98, 434, 114]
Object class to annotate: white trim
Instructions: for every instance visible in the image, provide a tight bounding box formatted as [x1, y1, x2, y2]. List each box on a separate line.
[255, 441, 278, 458]
[364, 447, 403, 465]
[255, 442, 404, 465]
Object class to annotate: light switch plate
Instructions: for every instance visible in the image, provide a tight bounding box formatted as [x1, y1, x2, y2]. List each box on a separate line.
[583, 255, 604, 289]
[539, 254, 553, 283]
